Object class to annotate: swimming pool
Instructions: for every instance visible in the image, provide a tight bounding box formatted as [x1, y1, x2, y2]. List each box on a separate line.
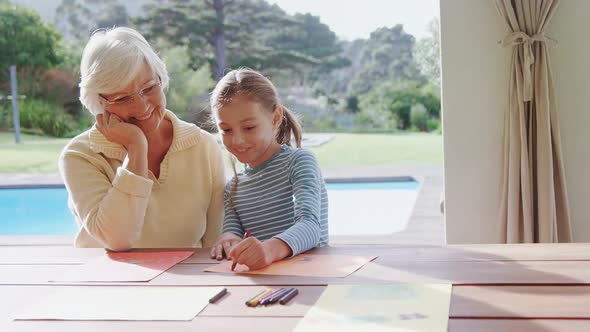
[0, 187, 78, 235]
[0, 179, 418, 236]
[325, 178, 418, 236]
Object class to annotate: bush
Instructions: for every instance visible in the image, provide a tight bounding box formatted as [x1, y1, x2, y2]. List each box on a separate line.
[0, 103, 11, 129]
[38, 68, 82, 118]
[352, 112, 397, 131]
[312, 116, 336, 130]
[63, 112, 94, 138]
[358, 81, 441, 130]
[15, 98, 77, 137]
[427, 118, 440, 133]
[410, 103, 428, 132]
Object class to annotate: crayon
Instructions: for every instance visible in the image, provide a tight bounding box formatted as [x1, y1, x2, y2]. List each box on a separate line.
[259, 288, 285, 305]
[209, 288, 228, 303]
[246, 289, 274, 307]
[231, 230, 252, 271]
[265, 287, 291, 305]
[279, 288, 299, 305]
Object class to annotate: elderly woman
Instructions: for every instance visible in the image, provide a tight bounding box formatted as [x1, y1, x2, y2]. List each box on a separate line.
[59, 27, 225, 251]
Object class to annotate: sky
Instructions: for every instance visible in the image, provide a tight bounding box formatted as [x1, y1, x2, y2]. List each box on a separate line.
[266, 0, 440, 41]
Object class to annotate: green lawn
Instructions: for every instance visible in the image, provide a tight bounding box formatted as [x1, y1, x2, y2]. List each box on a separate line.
[0, 132, 70, 173]
[307, 133, 443, 167]
[0, 131, 442, 173]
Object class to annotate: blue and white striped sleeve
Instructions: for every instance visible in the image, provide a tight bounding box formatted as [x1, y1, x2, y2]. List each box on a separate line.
[273, 149, 323, 256]
[222, 181, 245, 237]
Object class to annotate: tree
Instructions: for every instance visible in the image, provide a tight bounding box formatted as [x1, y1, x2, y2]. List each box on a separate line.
[272, 13, 340, 60]
[134, 0, 346, 82]
[349, 24, 424, 95]
[160, 45, 214, 121]
[414, 18, 440, 87]
[0, 4, 77, 132]
[346, 95, 359, 113]
[136, 0, 285, 81]
[0, 4, 62, 80]
[55, 0, 129, 41]
[267, 13, 349, 84]
[316, 38, 365, 99]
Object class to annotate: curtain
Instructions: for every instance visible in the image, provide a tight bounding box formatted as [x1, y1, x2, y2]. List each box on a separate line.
[496, 0, 572, 243]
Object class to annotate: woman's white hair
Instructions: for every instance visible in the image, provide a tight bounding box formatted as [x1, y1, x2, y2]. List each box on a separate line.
[79, 27, 170, 115]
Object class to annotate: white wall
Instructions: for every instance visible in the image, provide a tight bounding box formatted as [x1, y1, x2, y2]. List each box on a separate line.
[441, 0, 590, 243]
[549, 1, 590, 242]
[441, 0, 508, 243]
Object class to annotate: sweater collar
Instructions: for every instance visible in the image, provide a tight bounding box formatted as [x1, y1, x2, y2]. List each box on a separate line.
[88, 110, 202, 160]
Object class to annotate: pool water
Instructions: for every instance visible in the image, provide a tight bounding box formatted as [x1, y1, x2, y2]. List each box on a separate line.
[325, 181, 418, 191]
[0, 180, 418, 236]
[0, 187, 78, 235]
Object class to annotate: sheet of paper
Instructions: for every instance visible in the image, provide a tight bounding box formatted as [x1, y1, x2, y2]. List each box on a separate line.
[52, 250, 194, 282]
[294, 284, 452, 332]
[13, 286, 222, 321]
[205, 254, 376, 278]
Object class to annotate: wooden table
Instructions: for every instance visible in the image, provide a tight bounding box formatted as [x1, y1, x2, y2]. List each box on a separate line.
[2, 243, 590, 331]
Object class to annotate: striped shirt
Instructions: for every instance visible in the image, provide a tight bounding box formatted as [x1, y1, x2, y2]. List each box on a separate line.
[223, 145, 329, 256]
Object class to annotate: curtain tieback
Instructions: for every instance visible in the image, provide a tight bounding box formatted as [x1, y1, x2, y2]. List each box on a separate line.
[500, 31, 557, 101]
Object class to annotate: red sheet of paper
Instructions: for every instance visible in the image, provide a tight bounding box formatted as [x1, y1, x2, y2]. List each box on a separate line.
[53, 251, 194, 282]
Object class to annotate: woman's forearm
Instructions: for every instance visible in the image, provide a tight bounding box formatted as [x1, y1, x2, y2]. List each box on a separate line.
[125, 143, 148, 178]
[83, 167, 153, 251]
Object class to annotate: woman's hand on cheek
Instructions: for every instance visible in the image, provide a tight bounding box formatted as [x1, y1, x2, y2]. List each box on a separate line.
[228, 237, 276, 271]
[96, 112, 147, 150]
[210, 232, 242, 260]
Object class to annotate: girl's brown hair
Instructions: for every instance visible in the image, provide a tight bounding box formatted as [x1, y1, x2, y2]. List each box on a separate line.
[210, 68, 303, 213]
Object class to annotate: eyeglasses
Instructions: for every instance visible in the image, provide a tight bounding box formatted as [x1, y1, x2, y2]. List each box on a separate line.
[99, 80, 162, 107]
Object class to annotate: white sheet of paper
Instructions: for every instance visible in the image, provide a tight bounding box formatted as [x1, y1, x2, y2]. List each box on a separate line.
[294, 284, 452, 332]
[13, 286, 222, 321]
[205, 254, 376, 278]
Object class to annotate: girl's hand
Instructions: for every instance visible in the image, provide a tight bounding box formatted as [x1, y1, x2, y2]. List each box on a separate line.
[96, 112, 147, 150]
[210, 232, 242, 260]
[228, 237, 292, 270]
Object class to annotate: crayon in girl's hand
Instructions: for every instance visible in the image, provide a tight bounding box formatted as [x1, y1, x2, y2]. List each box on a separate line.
[231, 230, 252, 271]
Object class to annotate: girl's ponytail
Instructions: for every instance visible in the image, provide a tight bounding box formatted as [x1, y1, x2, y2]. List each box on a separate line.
[276, 105, 302, 148]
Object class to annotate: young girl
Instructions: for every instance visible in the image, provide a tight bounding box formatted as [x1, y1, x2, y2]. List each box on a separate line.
[208, 68, 329, 270]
